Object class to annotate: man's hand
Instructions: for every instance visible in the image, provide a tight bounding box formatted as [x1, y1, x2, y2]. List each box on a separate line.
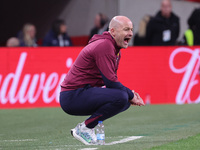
[129, 90, 145, 106]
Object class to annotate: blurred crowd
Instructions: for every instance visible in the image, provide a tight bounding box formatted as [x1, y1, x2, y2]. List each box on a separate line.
[6, 19, 72, 47]
[6, 0, 200, 47]
[134, 0, 200, 46]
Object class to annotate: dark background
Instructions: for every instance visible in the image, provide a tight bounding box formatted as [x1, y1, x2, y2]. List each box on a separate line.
[0, 0, 70, 46]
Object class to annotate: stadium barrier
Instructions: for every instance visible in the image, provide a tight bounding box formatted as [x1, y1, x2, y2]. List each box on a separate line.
[0, 46, 199, 108]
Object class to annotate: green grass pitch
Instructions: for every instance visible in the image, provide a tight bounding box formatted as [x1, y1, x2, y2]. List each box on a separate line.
[0, 104, 200, 150]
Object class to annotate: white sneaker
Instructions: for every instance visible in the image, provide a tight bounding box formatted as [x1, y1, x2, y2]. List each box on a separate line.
[71, 122, 97, 145]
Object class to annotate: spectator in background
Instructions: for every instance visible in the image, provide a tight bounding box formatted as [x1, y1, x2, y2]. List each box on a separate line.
[133, 15, 152, 46]
[89, 13, 109, 39]
[43, 19, 72, 46]
[6, 37, 20, 47]
[181, 8, 200, 46]
[18, 23, 38, 47]
[146, 0, 180, 46]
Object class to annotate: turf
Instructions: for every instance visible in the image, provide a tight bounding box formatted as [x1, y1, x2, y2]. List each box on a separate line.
[150, 133, 200, 150]
[0, 104, 200, 150]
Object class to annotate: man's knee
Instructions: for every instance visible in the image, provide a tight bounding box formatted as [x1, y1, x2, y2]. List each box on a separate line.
[113, 90, 129, 107]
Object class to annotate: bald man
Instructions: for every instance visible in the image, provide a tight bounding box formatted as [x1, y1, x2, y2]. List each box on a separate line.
[146, 0, 180, 45]
[60, 16, 144, 145]
[6, 37, 20, 47]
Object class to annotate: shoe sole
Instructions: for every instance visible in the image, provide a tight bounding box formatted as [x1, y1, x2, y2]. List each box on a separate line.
[71, 128, 91, 145]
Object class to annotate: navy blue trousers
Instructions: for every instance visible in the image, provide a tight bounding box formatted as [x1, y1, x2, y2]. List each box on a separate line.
[60, 85, 131, 128]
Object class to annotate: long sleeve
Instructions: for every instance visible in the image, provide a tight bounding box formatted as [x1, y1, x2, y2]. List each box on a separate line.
[100, 71, 134, 100]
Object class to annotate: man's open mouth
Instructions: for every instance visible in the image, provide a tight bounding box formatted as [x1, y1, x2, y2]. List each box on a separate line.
[124, 38, 130, 44]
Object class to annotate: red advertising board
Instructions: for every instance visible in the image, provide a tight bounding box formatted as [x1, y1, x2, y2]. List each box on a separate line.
[0, 46, 199, 108]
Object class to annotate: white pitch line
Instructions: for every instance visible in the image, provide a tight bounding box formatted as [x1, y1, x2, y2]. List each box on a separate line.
[1, 139, 37, 142]
[105, 136, 143, 145]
